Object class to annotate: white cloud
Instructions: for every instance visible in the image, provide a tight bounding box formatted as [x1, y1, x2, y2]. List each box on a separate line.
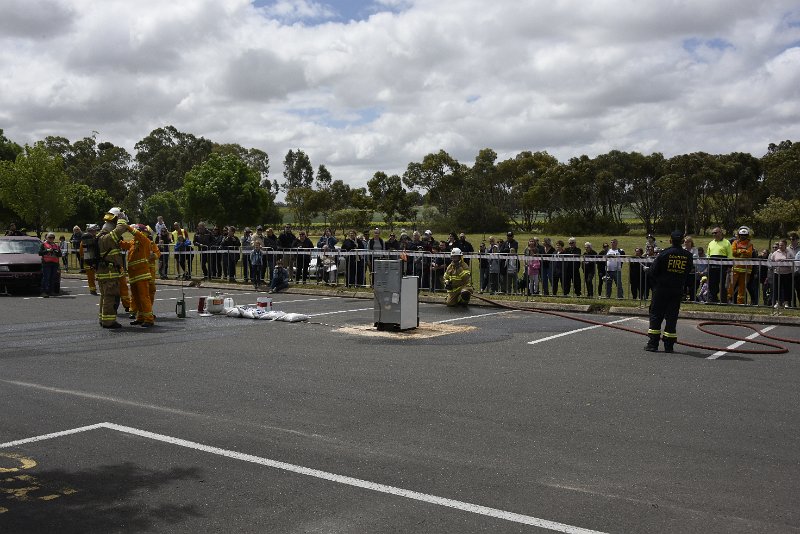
[1, 0, 799, 189]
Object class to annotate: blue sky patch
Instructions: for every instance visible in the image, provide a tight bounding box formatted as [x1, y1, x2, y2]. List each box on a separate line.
[254, 0, 406, 23]
[682, 37, 734, 54]
[288, 106, 383, 128]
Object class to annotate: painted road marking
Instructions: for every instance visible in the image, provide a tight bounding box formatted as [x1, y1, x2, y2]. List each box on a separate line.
[435, 310, 516, 324]
[0, 423, 608, 534]
[707, 325, 777, 360]
[0, 423, 106, 449]
[528, 317, 636, 345]
[308, 307, 373, 317]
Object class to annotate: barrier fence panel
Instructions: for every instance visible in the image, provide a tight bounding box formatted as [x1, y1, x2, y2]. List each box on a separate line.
[60, 244, 800, 309]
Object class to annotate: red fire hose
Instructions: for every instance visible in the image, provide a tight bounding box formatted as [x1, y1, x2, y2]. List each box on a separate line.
[472, 294, 800, 355]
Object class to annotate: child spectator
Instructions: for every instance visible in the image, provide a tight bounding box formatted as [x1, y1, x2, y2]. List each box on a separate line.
[526, 254, 541, 295]
[697, 276, 709, 303]
[250, 239, 264, 289]
[58, 235, 69, 270]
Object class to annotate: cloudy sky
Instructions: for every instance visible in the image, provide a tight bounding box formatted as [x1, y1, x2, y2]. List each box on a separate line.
[1, 0, 799, 188]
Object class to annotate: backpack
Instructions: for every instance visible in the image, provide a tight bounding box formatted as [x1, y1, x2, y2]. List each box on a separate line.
[81, 232, 100, 265]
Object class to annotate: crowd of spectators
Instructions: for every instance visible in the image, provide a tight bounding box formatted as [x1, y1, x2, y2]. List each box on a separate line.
[5, 220, 800, 308]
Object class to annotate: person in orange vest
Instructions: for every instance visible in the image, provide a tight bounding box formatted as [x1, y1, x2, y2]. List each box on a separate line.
[119, 224, 156, 327]
[728, 226, 754, 304]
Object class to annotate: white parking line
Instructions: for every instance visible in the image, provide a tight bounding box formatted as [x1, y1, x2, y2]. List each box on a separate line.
[435, 310, 516, 324]
[308, 307, 373, 317]
[707, 325, 777, 360]
[0, 422, 608, 534]
[0, 423, 106, 448]
[528, 317, 636, 345]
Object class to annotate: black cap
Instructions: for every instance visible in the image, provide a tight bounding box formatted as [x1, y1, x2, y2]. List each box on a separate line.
[670, 230, 684, 242]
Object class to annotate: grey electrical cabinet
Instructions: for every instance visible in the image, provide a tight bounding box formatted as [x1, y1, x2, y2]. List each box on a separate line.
[373, 259, 418, 331]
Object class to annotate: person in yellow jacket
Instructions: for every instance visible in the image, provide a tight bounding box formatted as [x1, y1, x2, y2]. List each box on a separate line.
[443, 248, 473, 306]
[97, 207, 132, 329]
[728, 226, 754, 304]
[121, 224, 156, 327]
[706, 227, 733, 304]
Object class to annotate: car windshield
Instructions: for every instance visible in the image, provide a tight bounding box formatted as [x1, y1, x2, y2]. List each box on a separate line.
[0, 240, 40, 254]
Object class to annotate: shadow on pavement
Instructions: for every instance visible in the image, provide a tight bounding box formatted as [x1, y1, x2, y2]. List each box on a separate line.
[0, 461, 204, 533]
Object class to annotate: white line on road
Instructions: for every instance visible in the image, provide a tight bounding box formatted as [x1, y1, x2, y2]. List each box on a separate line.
[528, 317, 636, 345]
[0, 423, 106, 448]
[435, 310, 516, 324]
[707, 325, 777, 360]
[0, 422, 608, 534]
[307, 307, 373, 317]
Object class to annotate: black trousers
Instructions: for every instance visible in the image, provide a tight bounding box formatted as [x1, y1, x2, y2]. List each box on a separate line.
[708, 257, 728, 303]
[563, 265, 581, 296]
[649, 288, 682, 337]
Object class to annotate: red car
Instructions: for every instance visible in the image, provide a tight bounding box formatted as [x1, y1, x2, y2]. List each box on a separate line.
[0, 235, 61, 294]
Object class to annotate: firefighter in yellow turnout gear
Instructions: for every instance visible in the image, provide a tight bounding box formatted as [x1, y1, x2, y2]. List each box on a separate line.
[728, 226, 754, 305]
[121, 224, 156, 327]
[443, 248, 473, 306]
[96, 208, 132, 329]
[147, 226, 160, 307]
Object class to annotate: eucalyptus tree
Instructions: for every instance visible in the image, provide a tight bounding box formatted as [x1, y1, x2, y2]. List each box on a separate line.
[0, 143, 75, 235]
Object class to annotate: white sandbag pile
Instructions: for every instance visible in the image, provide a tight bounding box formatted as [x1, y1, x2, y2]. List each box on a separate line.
[219, 305, 309, 323]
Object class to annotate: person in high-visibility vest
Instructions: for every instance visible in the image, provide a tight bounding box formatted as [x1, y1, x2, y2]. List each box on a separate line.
[443, 248, 472, 306]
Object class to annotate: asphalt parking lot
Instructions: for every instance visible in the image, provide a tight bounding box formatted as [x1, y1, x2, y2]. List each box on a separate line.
[1, 279, 800, 533]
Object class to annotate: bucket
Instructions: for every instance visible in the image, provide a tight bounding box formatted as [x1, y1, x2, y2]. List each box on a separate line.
[223, 297, 235, 308]
[206, 296, 225, 314]
[257, 296, 273, 310]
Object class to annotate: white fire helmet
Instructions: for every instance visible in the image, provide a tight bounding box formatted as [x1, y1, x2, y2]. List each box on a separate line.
[450, 247, 462, 257]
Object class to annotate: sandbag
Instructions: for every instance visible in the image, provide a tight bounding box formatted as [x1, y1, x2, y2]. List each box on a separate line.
[277, 312, 310, 323]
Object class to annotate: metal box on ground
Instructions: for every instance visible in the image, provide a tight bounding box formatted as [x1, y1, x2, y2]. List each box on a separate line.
[373, 259, 418, 331]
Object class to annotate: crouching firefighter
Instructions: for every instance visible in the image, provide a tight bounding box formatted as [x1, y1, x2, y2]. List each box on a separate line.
[443, 248, 473, 306]
[646, 230, 694, 353]
[96, 207, 132, 329]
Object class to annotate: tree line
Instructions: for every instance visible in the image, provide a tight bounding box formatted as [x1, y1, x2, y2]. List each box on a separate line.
[0, 125, 798, 238]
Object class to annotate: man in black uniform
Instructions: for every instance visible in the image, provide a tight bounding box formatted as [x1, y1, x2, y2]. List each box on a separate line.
[646, 230, 694, 353]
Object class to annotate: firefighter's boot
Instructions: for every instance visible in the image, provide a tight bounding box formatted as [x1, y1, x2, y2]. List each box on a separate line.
[644, 333, 660, 352]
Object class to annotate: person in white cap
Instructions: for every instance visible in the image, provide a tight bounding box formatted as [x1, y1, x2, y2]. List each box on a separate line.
[728, 226, 754, 304]
[443, 248, 472, 306]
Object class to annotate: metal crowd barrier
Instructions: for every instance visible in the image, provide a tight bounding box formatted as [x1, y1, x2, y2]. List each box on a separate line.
[61, 244, 799, 308]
